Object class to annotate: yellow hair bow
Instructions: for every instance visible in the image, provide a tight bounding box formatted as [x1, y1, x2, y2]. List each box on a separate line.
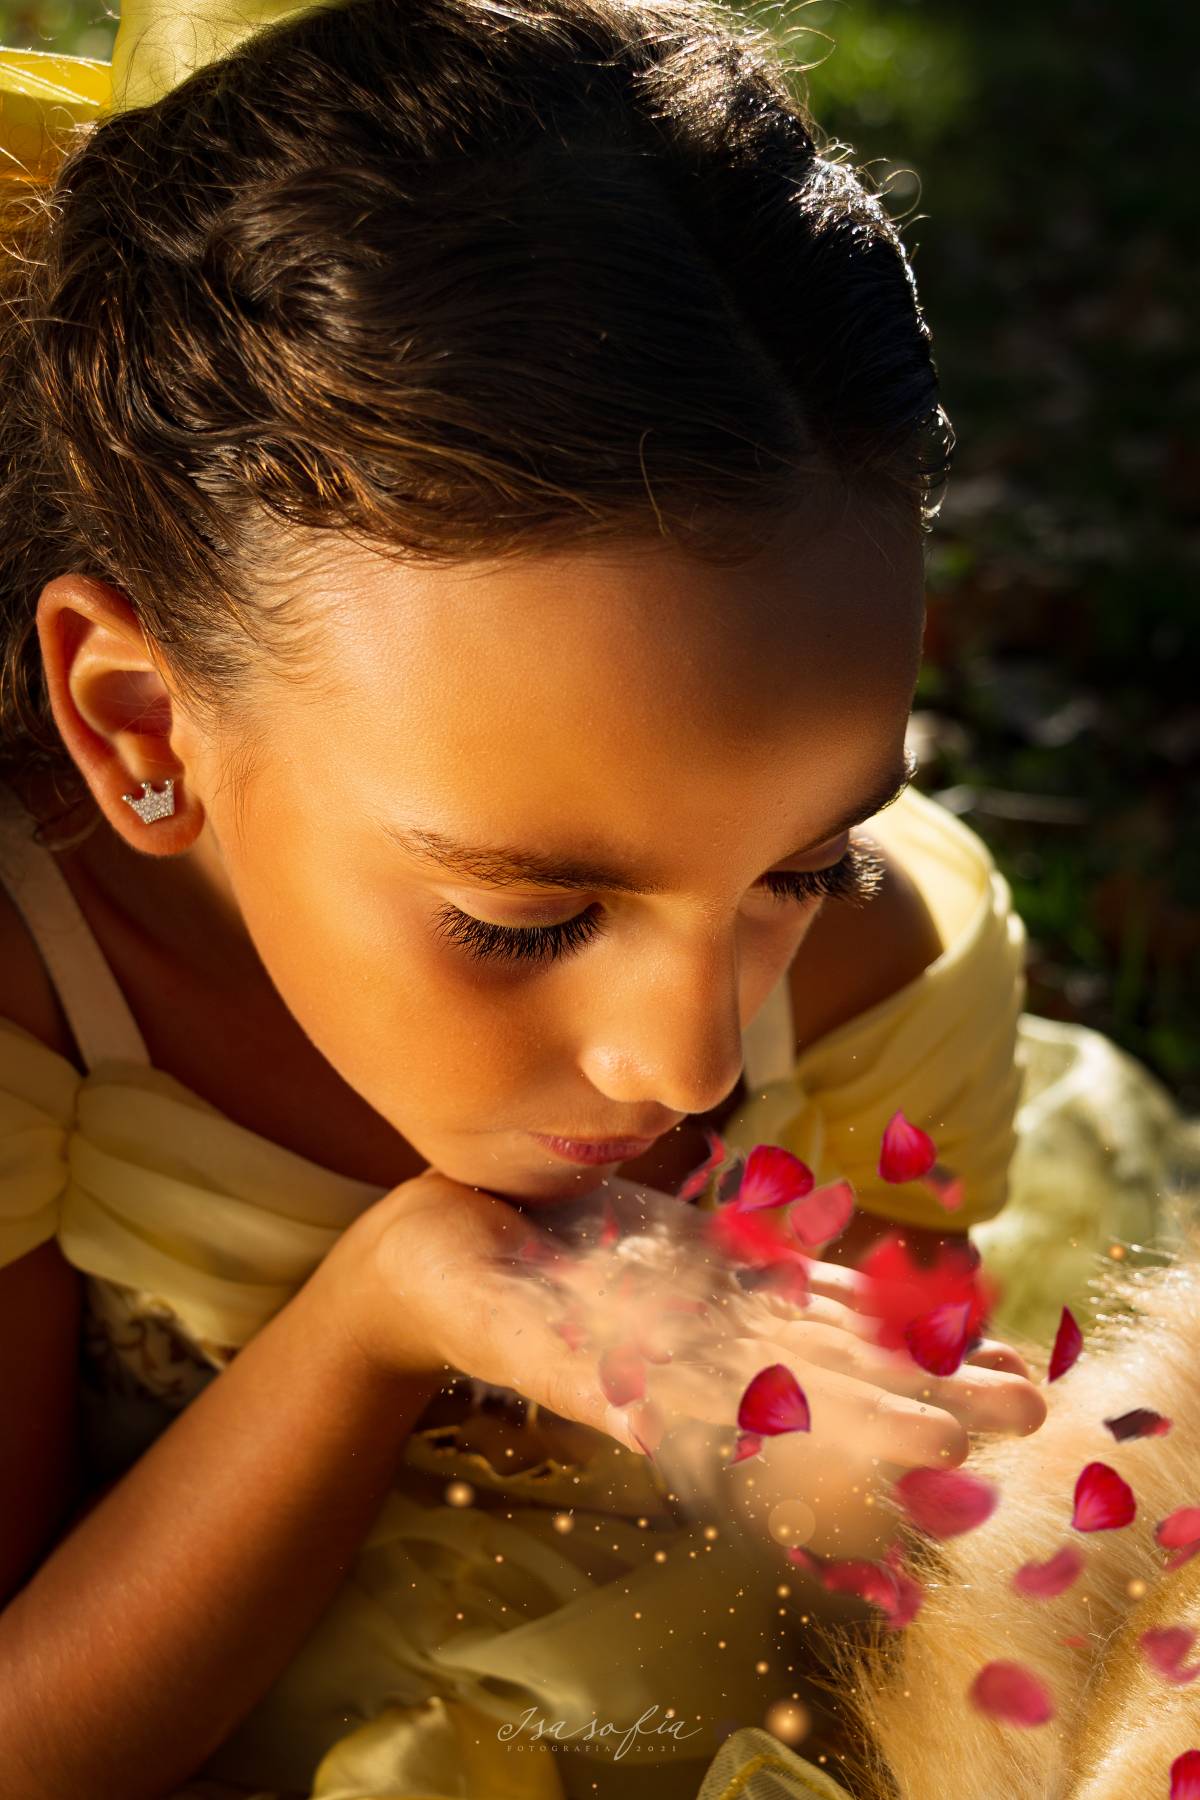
[0, 0, 333, 181]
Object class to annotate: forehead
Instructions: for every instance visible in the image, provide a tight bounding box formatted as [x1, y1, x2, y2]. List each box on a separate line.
[288, 514, 925, 848]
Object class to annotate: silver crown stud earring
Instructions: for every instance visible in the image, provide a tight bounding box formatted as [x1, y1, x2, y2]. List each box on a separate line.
[121, 777, 176, 824]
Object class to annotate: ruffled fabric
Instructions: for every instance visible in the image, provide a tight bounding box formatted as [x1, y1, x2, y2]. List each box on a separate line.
[0, 1012, 862, 1799]
[724, 785, 1028, 1233]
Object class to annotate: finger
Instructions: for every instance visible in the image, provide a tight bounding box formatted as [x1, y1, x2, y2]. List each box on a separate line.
[797, 1261, 876, 1310]
[736, 1319, 1046, 1436]
[964, 1338, 1031, 1378]
[637, 1340, 970, 1471]
[741, 1287, 880, 1341]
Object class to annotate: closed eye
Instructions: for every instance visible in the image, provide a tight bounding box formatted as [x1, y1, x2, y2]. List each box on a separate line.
[432, 838, 885, 968]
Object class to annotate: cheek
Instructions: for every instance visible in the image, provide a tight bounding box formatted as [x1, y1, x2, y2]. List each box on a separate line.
[230, 866, 539, 1119]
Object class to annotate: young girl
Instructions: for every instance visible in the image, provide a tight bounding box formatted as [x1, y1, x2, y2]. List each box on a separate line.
[0, 1, 1179, 1796]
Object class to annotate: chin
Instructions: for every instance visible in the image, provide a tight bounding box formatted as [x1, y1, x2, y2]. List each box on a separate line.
[473, 1162, 614, 1209]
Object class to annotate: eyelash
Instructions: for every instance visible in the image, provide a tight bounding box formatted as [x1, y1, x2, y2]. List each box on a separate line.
[431, 838, 886, 968]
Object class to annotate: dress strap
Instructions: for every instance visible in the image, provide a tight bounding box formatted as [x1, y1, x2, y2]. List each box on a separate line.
[0, 778, 150, 1071]
[740, 965, 797, 1093]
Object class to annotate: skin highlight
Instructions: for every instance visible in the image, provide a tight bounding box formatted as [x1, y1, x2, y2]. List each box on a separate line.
[28, 502, 925, 1207]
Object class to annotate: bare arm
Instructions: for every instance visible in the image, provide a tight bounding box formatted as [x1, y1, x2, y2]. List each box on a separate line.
[0, 1201, 445, 1800]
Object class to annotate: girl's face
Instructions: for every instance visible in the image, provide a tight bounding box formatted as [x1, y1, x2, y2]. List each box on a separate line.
[170, 510, 926, 1203]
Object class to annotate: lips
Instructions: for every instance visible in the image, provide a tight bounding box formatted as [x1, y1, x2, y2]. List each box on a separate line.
[531, 1132, 662, 1165]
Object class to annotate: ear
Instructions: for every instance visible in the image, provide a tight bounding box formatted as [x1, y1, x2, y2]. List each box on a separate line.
[35, 573, 205, 856]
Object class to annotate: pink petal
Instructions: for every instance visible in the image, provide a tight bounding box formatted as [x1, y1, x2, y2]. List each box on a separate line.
[737, 1362, 812, 1436]
[894, 1466, 999, 1538]
[553, 1311, 590, 1353]
[922, 1162, 965, 1213]
[969, 1661, 1055, 1726]
[1172, 1750, 1200, 1798]
[755, 1258, 813, 1309]
[600, 1199, 622, 1247]
[1156, 1508, 1200, 1569]
[1142, 1627, 1200, 1685]
[819, 1558, 902, 1612]
[1072, 1461, 1136, 1532]
[627, 1399, 666, 1460]
[1157, 1507, 1200, 1548]
[788, 1180, 857, 1248]
[883, 1568, 925, 1630]
[1047, 1306, 1083, 1381]
[728, 1431, 763, 1464]
[517, 1235, 566, 1273]
[705, 1200, 809, 1270]
[1012, 1545, 1085, 1598]
[903, 1299, 975, 1376]
[878, 1110, 938, 1184]
[675, 1127, 729, 1203]
[736, 1145, 816, 1211]
[779, 1547, 924, 1630]
[598, 1342, 646, 1407]
[1104, 1407, 1173, 1441]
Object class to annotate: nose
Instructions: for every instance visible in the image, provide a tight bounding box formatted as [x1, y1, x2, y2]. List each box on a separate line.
[578, 933, 749, 1119]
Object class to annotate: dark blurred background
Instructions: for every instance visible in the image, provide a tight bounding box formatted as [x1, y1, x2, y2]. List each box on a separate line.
[5, 0, 1198, 1103]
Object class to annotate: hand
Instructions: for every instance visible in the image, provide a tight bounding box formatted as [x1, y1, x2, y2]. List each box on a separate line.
[336, 1168, 1045, 1545]
[528, 1177, 1047, 1559]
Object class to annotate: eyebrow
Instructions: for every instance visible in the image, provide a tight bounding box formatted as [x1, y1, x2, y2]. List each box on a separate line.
[380, 749, 918, 895]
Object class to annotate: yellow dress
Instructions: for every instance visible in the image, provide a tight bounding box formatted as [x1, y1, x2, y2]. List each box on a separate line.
[2, 34, 1194, 1800]
[0, 771, 1022, 1800]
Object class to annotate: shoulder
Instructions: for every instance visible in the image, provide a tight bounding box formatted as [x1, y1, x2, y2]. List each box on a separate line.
[787, 836, 944, 1056]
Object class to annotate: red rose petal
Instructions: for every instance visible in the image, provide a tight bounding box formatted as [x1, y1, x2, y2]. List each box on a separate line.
[780, 1546, 924, 1629]
[894, 1466, 999, 1538]
[1172, 1750, 1200, 1798]
[598, 1342, 646, 1407]
[755, 1258, 813, 1309]
[737, 1362, 812, 1436]
[878, 1109, 938, 1184]
[1157, 1508, 1200, 1570]
[705, 1200, 807, 1269]
[1142, 1627, 1200, 1685]
[903, 1298, 975, 1376]
[788, 1180, 857, 1248]
[1072, 1461, 1136, 1532]
[1012, 1545, 1085, 1598]
[855, 1231, 997, 1359]
[884, 1567, 925, 1630]
[1047, 1306, 1083, 1381]
[969, 1660, 1055, 1726]
[1103, 1407, 1173, 1441]
[922, 1162, 965, 1213]
[736, 1145, 815, 1211]
[728, 1430, 763, 1464]
[1156, 1507, 1200, 1548]
[675, 1127, 730, 1203]
[553, 1311, 590, 1353]
[819, 1558, 902, 1612]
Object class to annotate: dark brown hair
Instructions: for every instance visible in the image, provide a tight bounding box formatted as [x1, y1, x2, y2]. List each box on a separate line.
[0, 0, 954, 848]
